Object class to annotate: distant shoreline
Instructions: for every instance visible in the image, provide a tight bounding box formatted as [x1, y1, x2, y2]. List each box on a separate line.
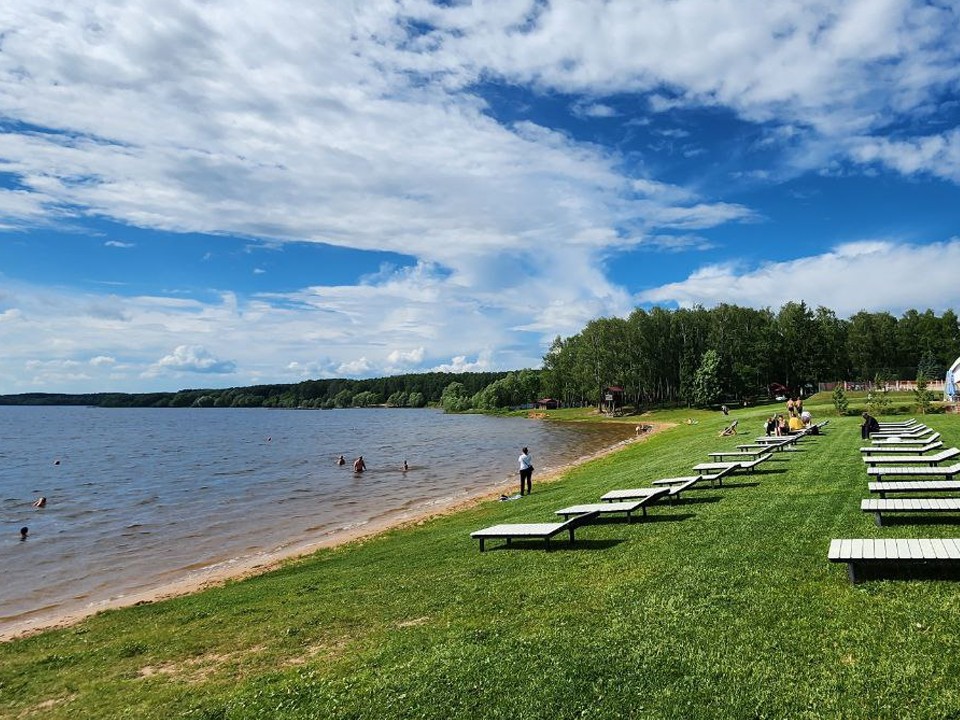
[1, 420, 669, 642]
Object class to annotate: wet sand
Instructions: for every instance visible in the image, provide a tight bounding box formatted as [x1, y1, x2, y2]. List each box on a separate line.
[2, 421, 670, 641]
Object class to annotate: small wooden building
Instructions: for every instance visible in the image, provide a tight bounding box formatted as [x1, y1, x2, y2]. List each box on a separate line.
[535, 398, 559, 410]
[603, 386, 624, 415]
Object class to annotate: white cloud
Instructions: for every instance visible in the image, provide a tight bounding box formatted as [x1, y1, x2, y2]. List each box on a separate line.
[104, 240, 135, 248]
[637, 239, 960, 317]
[431, 353, 493, 374]
[848, 129, 960, 183]
[0, 2, 956, 393]
[89, 355, 116, 366]
[387, 347, 425, 366]
[152, 345, 237, 375]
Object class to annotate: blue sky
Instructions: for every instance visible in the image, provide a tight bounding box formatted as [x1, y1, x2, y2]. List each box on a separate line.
[1, 0, 960, 394]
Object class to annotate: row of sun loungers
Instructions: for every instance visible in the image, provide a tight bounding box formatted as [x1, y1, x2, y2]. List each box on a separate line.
[830, 422, 960, 582]
[862, 447, 960, 468]
[471, 418, 827, 552]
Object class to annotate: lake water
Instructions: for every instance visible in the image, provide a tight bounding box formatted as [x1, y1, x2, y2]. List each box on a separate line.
[0, 406, 632, 636]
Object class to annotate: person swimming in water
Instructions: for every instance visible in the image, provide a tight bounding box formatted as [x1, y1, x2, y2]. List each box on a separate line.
[402, 460, 409, 472]
[20, 526, 28, 541]
[33, 496, 46, 508]
[353, 456, 366, 473]
[337, 455, 346, 466]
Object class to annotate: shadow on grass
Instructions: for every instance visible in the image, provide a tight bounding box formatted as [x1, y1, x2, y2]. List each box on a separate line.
[636, 512, 696, 523]
[479, 538, 626, 552]
[852, 562, 960, 583]
[670, 496, 721, 505]
[875, 515, 960, 526]
[715, 481, 761, 489]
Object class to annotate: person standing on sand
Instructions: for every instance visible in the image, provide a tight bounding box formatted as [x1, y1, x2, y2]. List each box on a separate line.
[518, 447, 534, 496]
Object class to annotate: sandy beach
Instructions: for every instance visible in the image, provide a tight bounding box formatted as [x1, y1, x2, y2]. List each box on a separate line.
[2, 421, 668, 642]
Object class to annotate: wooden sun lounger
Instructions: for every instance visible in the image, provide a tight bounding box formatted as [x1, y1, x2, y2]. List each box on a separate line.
[871, 432, 940, 446]
[871, 427, 932, 440]
[693, 453, 771, 475]
[597, 486, 672, 510]
[739, 438, 792, 452]
[752, 436, 799, 449]
[861, 498, 960, 525]
[471, 511, 599, 551]
[649, 475, 704, 499]
[868, 480, 960, 498]
[708, 448, 769, 461]
[652, 465, 736, 489]
[877, 419, 916, 428]
[829, 538, 960, 583]
[870, 425, 930, 437]
[555, 501, 652, 523]
[872, 422, 926, 432]
[861, 441, 943, 455]
[862, 448, 960, 467]
[867, 462, 960, 482]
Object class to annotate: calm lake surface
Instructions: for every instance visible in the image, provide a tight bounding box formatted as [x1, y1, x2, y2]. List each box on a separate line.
[0, 406, 633, 635]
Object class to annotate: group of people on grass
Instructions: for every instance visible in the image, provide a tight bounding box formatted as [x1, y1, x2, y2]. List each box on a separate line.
[764, 397, 813, 436]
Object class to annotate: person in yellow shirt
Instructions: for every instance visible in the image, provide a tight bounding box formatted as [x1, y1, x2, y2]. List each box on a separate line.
[788, 412, 805, 433]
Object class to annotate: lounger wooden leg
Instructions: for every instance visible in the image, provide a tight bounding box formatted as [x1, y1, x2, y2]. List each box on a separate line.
[847, 563, 862, 584]
[568, 528, 575, 543]
[479, 538, 485, 552]
[874, 512, 883, 527]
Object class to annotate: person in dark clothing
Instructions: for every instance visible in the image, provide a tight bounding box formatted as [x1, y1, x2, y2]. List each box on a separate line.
[861, 412, 880, 439]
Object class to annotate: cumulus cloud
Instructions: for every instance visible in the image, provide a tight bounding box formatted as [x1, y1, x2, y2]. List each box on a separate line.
[0, 2, 957, 393]
[387, 347, 426, 366]
[637, 240, 960, 317]
[153, 345, 237, 375]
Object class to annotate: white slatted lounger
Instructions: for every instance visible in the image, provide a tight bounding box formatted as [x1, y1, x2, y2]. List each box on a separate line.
[556, 499, 656, 523]
[829, 538, 960, 583]
[867, 462, 960, 482]
[649, 476, 703, 499]
[471, 511, 599, 552]
[861, 441, 942, 456]
[708, 449, 769, 461]
[693, 453, 771, 475]
[872, 422, 927, 433]
[870, 433, 940, 445]
[868, 480, 960, 498]
[861, 498, 960, 525]
[597, 486, 673, 509]
[653, 465, 736, 489]
[871, 427, 929, 438]
[862, 448, 960, 467]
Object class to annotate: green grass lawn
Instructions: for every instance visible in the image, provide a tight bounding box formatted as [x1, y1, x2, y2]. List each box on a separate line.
[5, 405, 960, 719]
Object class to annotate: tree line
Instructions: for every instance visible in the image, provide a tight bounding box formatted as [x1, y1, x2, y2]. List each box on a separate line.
[3, 302, 959, 412]
[0, 372, 511, 409]
[539, 302, 960, 409]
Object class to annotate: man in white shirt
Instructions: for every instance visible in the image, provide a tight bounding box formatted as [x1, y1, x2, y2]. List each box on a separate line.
[518, 447, 533, 496]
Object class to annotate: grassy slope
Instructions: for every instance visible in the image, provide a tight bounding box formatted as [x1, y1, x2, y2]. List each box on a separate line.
[4, 401, 960, 719]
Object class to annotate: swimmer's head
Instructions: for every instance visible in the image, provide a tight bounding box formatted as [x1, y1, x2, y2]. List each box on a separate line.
[20, 526, 28, 540]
